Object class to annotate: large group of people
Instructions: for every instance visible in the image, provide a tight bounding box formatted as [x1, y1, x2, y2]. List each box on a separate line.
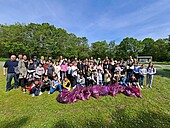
[3, 55, 156, 97]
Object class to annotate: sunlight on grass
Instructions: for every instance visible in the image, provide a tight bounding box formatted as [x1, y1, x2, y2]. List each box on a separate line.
[0, 62, 170, 128]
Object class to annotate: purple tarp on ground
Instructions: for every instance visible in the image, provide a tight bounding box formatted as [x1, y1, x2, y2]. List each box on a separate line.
[56, 83, 142, 104]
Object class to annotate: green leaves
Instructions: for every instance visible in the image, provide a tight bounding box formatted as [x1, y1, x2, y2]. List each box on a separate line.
[0, 22, 169, 61]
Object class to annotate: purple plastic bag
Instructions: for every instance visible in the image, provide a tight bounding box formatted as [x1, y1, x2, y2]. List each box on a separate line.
[56, 84, 142, 104]
[100, 86, 109, 96]
[56, 89, 71, 104]
[89, 86, 101, 99]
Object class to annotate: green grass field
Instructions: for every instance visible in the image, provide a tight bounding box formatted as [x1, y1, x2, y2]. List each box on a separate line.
[0, 62, 170, 128]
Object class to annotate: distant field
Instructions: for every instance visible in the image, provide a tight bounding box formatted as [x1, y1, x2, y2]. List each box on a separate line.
[0, 62, 170, 128]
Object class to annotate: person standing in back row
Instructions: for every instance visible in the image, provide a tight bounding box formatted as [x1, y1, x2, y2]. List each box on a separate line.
[3, 55, 19, 91]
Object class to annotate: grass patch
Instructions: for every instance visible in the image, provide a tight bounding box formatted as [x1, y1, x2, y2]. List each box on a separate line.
[0, 58, 9, 62]
[0, 62, 170, 128]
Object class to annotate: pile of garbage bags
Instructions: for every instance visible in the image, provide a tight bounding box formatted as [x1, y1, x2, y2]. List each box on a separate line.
[56, 83, 142, 104]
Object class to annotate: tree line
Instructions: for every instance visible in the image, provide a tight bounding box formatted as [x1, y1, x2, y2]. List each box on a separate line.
[0, 22, 169, 61]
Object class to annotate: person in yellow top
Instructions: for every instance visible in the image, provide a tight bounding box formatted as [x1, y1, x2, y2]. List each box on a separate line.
[62, 77, 71, 91]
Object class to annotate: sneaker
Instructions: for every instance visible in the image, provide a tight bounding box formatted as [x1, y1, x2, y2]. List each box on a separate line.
[141, 86, 143, 88]
[32, 94, 35, 97]
[73, 86, 76, 90]
[48, 91, 51, 94]
[39, 92, 43, 95]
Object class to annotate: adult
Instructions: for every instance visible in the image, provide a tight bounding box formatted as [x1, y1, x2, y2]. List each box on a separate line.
[3, 55, 19, 91]
[18, 54, 27, 93]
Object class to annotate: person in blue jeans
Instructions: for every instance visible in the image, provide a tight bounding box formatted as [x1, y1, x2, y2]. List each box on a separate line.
[147, 63, 156, 88]
[139, 64, 147, 88]
[3, 55, 19, 91]
[49, 75, 62, 94]
[30, 78, 42, 97]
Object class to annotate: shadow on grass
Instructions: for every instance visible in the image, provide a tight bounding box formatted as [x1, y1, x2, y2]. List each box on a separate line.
[53, 109, 170, 128]
[157, 69, 170, 78]
[0, 117, 29, 128]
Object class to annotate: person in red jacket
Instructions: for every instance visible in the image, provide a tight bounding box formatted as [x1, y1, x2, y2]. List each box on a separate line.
[28, 78, 42, 97]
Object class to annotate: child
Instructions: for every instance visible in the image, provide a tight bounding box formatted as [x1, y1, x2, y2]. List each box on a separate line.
[71, 62, 78, 87]
[28, 78, 42, 97]
[46, 61, 55, 80]
[146, 63, 156, 88]
[119, 74, 128, 87]
[139, 64, 147, 88]
[91, 70, 98, 86]
[27, 59, 36, 87]
[103, 69, 112, 86]
[54, 61, 61, 81]
[134, 62, 141, 81]
[127, 60, 134, 79]
[36, 63, 45, 80]
[97, 68, 103, 85]
[39, 75, 52, 95]
[76, 74, 86, 87]
[61, 61, 68, 80]
[62, 77, 71, 91]
[114, 63, 122, 82]
[129, 74, 141, 89]
[49, 75, 62, 94]
[86, 72, 92, 87]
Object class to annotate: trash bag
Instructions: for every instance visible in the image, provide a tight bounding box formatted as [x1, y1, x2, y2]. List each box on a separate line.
[56, 83, 142, 104]
[83, 87, 91, 100]
[89, 86, 101, 99]
[56, 89, 71, 104]
[108, 83, 120, 97]
[100, 86, 109, 96]
[121, 86, 142, 98]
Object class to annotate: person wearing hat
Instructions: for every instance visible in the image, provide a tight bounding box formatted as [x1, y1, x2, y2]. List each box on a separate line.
[33, 56, 39, 69]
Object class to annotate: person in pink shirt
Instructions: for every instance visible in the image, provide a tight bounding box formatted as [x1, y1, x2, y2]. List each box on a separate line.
[61, 61, 68, 80]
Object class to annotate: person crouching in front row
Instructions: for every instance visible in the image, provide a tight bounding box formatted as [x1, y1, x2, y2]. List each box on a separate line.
[28, 78, 42, 97]
[62, 76, 71, 91]
[49, 75, 62, 94]
[39, 75, 52, 95]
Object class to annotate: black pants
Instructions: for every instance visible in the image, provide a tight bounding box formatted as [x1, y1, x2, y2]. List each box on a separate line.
[19, 78, 25, 87]
[41, 86, 50, 92]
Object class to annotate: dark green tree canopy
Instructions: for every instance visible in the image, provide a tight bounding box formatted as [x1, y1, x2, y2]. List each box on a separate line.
[0, 23, 169, 61]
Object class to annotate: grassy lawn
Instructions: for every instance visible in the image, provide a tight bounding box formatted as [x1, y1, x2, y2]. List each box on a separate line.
[0, 62, 170, 128]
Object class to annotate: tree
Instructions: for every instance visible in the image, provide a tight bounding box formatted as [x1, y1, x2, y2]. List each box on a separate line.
[108, 40, 116, 59]
[116, 37, 142, 60]
[91, 40, 108, 60]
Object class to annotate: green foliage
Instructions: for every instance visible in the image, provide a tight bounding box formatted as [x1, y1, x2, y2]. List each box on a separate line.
[116, 37, 143, 59]
[0, 23, 170, 61]
[91, 40, 108, 60]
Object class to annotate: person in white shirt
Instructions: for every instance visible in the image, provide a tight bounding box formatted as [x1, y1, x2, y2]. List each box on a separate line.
[71, 62, 78, 86]
[54, 61, 61, 81]
[146, 62, 156, 88]
[139, 64, 147, 88]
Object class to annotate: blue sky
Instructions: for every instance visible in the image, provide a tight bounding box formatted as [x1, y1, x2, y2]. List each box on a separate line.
[0, 0, 170, 44]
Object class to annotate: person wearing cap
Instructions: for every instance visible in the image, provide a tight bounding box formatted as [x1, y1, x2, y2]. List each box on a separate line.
[33, 56, 39, 68]
[3, 55, 19, 91]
